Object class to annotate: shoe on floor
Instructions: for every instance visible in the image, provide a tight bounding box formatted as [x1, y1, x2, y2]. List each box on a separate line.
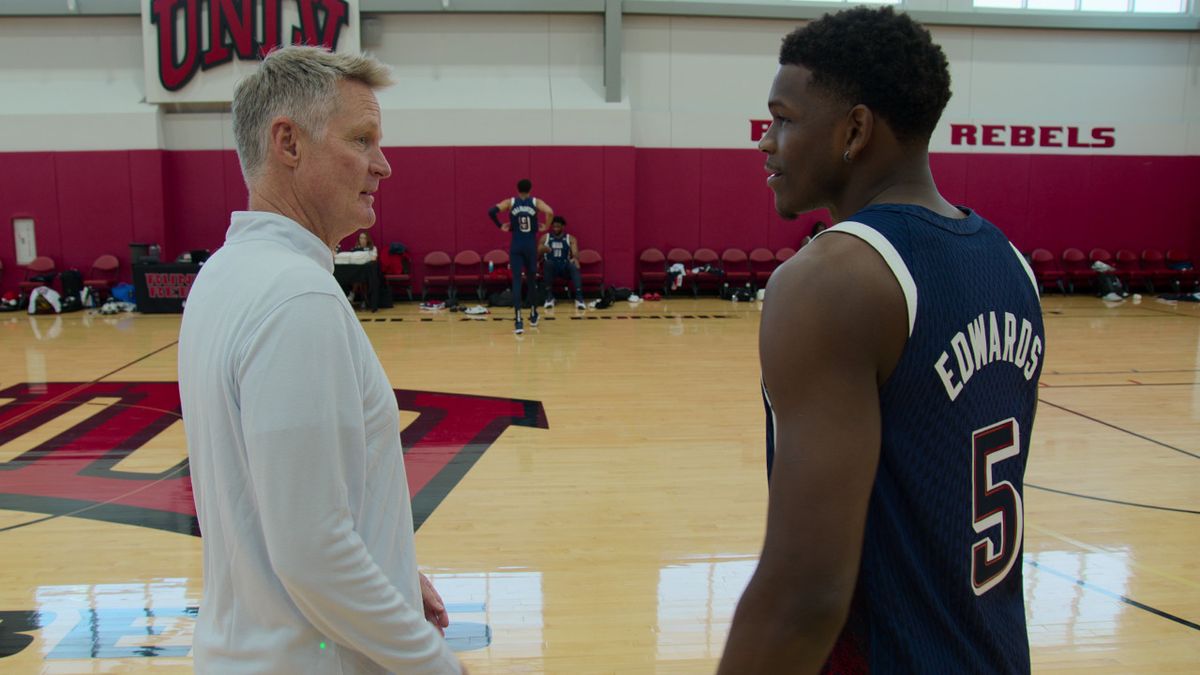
[514, 317, 524, 334]
[1102, 292, 1124, 302]
[530, 308, 540, 327]
[575, 299, 587, 310]
[543, 297, 555, 309]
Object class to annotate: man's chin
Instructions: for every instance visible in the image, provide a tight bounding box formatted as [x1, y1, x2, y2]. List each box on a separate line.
[773, 196, 801, 220]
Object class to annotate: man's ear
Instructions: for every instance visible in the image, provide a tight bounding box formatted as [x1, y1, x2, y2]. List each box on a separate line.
[842, 104, 875, 162]
[269, 116, 302, 169]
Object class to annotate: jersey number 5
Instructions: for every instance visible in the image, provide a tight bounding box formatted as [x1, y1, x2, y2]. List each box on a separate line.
[970, 418, 1024, 596]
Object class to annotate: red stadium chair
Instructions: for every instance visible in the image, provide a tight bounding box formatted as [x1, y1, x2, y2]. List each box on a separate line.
[721, 248, 751, 289]
[381, 251, 412, 301]
[1140, 249, 1173, 294]
[577, 249, 604, 296]
[638, 248, 666, 296]
[749, 247, 777, 290]
[451, 250, 483, 301]
[1029, 249, 1066, 295]
[1060, 248, 1093, 294]
[691, 248, 722, 296]
[1165, 249, 1198, 292]
[421, 251, 452, 301]
[83, 254, 120, 302]
[1113, 249, 1149, 294]
[774, 247, 796, 264]
[483, 249, 511, 295]
[18, 256, 56, 299]
[666, 248, 693, 296]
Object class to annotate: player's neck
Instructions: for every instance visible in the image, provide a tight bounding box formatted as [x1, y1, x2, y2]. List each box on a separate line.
[832, 151, 960, 221]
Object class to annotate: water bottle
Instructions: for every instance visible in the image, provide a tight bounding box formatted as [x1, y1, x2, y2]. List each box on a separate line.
[488, 260, 494, 274]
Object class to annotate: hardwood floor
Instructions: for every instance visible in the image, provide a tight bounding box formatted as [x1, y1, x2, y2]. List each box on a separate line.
[0, 293, 1196, 673]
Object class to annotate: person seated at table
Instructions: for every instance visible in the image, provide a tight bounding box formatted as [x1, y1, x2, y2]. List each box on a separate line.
[347, 231, 377, 306]
[353, 231, 378, 261]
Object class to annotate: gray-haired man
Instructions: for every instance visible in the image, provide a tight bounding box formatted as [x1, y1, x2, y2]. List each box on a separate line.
[178, 46, 466, 674]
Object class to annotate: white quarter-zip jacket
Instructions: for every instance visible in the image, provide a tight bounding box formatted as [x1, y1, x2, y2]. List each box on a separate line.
[178, 211, 460, 674]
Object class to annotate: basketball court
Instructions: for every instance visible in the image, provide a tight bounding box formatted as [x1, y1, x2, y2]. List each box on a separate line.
[0, 294, 1196, 673]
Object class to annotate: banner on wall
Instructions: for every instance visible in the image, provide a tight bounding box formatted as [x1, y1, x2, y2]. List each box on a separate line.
[141, 0, 361, 104]
[750, 119, 1121, 153]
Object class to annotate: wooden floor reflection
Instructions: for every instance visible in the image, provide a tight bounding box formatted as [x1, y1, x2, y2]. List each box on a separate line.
[0, 294, 1196, 673]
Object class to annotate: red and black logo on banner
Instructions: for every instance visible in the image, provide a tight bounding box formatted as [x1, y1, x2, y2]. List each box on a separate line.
[150, 0, 352, 91]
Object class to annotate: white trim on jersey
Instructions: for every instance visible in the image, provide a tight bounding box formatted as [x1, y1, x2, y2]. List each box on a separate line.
[823, 221, 919, 337]
[1009, 243, 1042, 303]
[761, 377, 778, 451]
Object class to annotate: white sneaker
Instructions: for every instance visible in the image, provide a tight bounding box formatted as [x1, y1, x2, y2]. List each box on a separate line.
[1102, 292, 1124, 302]
[575, 300, 586, 310]
[543, 297, 555, 309]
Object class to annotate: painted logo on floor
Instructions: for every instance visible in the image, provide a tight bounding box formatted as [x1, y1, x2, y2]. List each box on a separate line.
[0, 603, 491, 659]
[0, 381, 541, 660]
[0, 381, 547, 534]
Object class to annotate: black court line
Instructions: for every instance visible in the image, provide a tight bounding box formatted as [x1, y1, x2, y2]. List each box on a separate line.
[1025, 559, 1200, 631]
[1045, 368, 1200, 376]
[93, 341, 180, 383]
[1044, 313, 1193, 319]
[1136, 304, 1200, 320]
[363, 314, 732, 323]
[1026, 484, 1199, 515]
[1037, 399, 1200, 460]
[0, 340, 182, 535]
[1041, 382, 1199, 389]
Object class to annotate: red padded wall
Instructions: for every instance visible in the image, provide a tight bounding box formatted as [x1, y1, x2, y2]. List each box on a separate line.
[2, 147, 1197, 293]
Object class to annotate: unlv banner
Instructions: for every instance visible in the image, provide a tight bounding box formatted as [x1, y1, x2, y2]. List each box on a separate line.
[141, 0, 361, 104]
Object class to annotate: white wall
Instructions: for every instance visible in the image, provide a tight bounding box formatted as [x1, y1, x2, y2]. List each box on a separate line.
[0, 16, 160, 151]
[0, 12, 1196, 155]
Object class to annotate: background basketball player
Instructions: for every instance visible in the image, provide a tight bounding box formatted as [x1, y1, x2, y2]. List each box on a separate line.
[718, 8, 1044, 673]
[538, 216, 587, 310]
[490, 179, 554, 334]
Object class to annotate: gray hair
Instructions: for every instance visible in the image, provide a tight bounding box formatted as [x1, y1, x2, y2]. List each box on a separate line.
[232, 45, 393, 181]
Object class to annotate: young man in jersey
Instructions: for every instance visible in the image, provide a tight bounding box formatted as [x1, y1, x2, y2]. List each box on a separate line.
[538, 216, 587, 311]
[718, 8, 1043, 673]
[489, 179, 554, 334]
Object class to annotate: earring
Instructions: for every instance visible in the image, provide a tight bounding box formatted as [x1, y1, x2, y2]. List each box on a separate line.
[843, 150, 852, 163]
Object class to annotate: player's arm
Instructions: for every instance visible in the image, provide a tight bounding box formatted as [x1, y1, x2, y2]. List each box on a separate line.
[240, 292, 463, 673]
[537, 234, 550, 256]
[569, 235, 579, 262]
[717, 232, 907, 674]
[536, 199, 553, 231]
[489, 199, 512, 230]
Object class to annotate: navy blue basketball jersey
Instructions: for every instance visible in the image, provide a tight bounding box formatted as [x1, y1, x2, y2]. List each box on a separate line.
[545, 232, 571, 263]
[764, 203, 1043, 673]
[509, 196, 539, 249]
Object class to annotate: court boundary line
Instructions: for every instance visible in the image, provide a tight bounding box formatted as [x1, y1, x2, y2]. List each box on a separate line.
[1025, 560, 1200, 631]
[1041, 382, 1198, 388]
[1037, 399, 1200, 460]
[1135, 304, 1200, 320]
[1044, 368, 1200, 375]
[1026, 483, 1198, 515]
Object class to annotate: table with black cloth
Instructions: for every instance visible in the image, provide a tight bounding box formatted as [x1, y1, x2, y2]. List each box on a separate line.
[333, 261, 392, 311]
[132, 263, 201, 313]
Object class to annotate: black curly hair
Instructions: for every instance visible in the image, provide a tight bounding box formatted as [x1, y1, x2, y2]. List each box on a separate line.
[779, 6, 951, 143]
